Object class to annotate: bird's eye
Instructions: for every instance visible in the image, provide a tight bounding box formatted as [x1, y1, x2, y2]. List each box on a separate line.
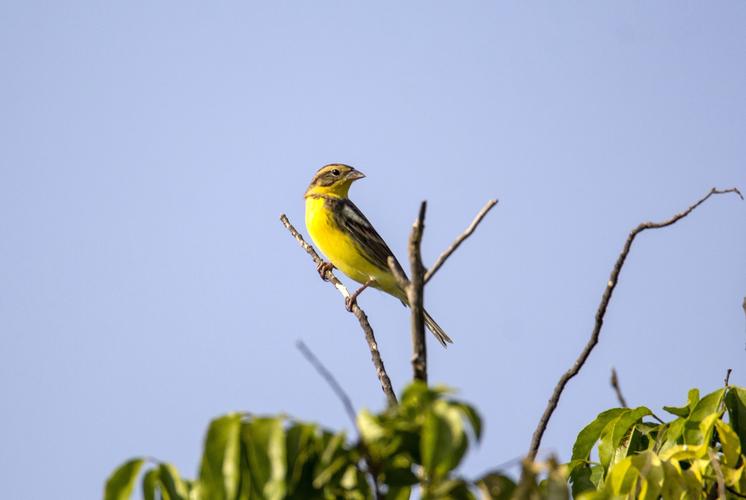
[331, 169, 340, 176]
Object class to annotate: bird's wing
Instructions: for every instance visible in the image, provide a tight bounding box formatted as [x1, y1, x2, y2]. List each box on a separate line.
[333, 198, 407, 276]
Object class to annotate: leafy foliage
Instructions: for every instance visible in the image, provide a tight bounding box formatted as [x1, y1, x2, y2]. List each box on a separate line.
[105, 383, 481, 500]
[105, 385, 746, 499]
[563, 386, 746, 499]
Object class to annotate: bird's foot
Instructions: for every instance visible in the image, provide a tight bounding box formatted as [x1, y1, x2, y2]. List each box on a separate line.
[345, 279, 376, 312]
[316, 261, 335, 281]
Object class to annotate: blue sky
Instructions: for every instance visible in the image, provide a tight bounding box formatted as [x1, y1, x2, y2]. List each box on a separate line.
[1, 2, 745, 498]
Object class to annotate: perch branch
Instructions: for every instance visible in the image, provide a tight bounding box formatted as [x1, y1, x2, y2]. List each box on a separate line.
[280, 214, 398, 407]
[424, 199, 498, 284]
[408, 201, 428, 382]
[527, 187, 743, 461]
[296, 340, 357, 429]
[610, 367, 628, 408]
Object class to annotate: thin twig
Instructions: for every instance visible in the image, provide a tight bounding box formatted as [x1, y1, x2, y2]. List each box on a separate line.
[409, 201, 428, 383]
[708, 449, 726, 500]
[424, 199, 498, 284]
[610, 367, 628, 408]
[296, 340, 358, 429]
[727, 486, 746, 499]
[724, 368, 732, 387]
[295, 341, 384, 500]
[527, 187, 743, 461]
[280, 214, 398, 407]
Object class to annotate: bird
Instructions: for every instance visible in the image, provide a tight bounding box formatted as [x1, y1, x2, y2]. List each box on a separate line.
[304, 163, 453, 347]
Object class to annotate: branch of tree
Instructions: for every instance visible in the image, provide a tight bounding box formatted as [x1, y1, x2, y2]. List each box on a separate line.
[610, 367, 628, 408]
[408, 201, 428, 383]
[295, 340, 384, 499]
[708, 449, 726, 500]
[527, 187, 743, 461]
[424, 199, 498, 284]
[296, 340, 358, 429]
[280, 214, 398, 407]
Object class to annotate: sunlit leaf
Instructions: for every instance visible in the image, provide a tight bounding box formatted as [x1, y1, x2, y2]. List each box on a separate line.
[421, 399, 466, 480]
[104, 458, 145, 500]
[684, 388, 724, 444]
[571, 408, 626, 461]
[285, 422, 317, 489]
[714, 418, 741, 467]
[198, 413, 242, 500]
[158, 463, 189, 500]
[141, 468, 160, 500]
[454, 402, 482, 442]
[357, 410, 386, 443]
[242, 417, 287, 500]
[726, 387, 746, 451]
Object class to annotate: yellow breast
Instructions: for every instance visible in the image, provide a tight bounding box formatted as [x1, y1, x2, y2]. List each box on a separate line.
[305, 196, 396, 292]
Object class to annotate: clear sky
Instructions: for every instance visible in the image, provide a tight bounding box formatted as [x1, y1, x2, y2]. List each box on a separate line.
[1, 2, 745, 498]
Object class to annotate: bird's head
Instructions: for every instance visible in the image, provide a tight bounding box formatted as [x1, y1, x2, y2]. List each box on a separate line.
[304, 164, 365, 198]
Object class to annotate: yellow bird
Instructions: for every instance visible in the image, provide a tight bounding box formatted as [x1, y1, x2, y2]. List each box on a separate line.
[304, 163, 452, 347]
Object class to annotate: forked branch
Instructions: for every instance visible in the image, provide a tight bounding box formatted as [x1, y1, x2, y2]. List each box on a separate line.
[280, 214, 398, 407]
[527, 187, 743, 460]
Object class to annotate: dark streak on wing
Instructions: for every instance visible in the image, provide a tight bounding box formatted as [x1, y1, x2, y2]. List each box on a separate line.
[330, 198, 407, 276]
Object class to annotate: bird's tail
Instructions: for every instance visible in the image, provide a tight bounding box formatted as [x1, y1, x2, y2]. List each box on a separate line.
[424, 309, 453, 348]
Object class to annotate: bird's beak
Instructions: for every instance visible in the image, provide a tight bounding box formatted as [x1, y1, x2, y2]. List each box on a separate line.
[346, 170, 366, 181]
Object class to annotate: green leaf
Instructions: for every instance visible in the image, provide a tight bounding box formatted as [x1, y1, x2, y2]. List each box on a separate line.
[663, 389, 699, 418]
[141, 468, 160, 500]
[454, 402, 482, 443]
[571, 408, 626, 461]
[104, 458, 145, 500]
[425, 478, 476, 500]
[714, 418, 741, 467]
[285, 422, 318, 489]
[421, 399, 466, 480]
[357, 410, 386, 443]
[596, 407, 650, 472]
[629, 451, 663, 500]
[660, 460, 687, 500]
[607, 407, 652, 468]
[158, 463, 189, 500]
[388, 486, 413, 500]
[198, 413, 242, 500]
[383, 465, 418, 487]
[726, 386, 746, 452]
[684, 388, 724, 444]
[400, 381, 433, 408]
[476, 472, 516, 500]
[242, 417, 287, 500]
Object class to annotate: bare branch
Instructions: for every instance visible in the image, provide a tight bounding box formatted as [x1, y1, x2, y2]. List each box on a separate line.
[527, 187, 743, 461]
[296, 340, 357, 429]
[610, 367, 628, 408]
[280, 214, 398, 407]
[408, 201, 428, 383]
[725, 368, 733, 387]
[424, 199, 498, 284]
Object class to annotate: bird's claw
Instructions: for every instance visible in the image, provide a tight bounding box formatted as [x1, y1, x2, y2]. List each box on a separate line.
[316, 261, 335, 281]
[345, 279, 375, 312]
[344, 295, 356, 312]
